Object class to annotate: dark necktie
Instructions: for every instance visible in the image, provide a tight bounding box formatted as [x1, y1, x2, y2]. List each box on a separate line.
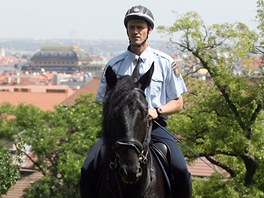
[132, 58, 141, 80]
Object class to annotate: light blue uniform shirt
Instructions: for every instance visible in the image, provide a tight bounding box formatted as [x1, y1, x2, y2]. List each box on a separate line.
[96, 46, 187, 109]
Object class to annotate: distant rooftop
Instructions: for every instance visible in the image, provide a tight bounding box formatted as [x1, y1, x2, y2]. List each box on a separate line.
[30, 46, 81, 61]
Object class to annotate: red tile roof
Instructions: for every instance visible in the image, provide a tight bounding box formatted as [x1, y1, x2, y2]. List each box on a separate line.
[187, 157, 218, 177]
[0, 92, 70, 111]
[0, 72, 55, 86]
[0, 85, 75, 111]
[0, 56, 20, 66]
[61, 78, 100, 105]
[2, 171, 43, 198]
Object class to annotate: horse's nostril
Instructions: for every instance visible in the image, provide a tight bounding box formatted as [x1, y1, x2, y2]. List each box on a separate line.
[136, 167, 142, 177]
[138, 167, 142, 174]
[119, 167, 127, 177]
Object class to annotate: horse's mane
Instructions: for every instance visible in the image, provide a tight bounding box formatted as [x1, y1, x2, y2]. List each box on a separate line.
[102, 75, 147, 139]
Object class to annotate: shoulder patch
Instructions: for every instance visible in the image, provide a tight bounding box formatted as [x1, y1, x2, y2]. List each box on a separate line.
[172, 61, 181, 77]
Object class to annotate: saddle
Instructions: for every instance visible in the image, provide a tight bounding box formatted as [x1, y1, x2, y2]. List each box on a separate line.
[150, 141, 172, 194]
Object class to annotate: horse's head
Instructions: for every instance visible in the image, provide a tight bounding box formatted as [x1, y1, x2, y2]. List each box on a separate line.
[102, 62, 154, 184]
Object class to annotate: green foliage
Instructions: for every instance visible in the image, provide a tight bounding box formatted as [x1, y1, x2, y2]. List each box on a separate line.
[0, 103, 16, 139]
[0, 103, 21, 195]
[257, 0, 264, 40]
[158, 12, 258, 62]
[0, 94, 102, 197]
[0, 147, 20, 195]
[162, 8, 264, 197]
[168, 76, 264, 196]
[22, 94, 101, 198]
[192, 176, 247, 198]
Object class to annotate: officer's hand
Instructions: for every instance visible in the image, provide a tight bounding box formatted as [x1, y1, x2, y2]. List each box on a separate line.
[148, 108, 158, 120]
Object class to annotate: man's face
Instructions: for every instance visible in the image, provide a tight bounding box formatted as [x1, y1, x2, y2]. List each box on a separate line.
[127, 19, 151, 46]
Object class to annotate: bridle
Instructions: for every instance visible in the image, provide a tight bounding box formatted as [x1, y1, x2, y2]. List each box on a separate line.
[109, 124, 152, 170]
[109, 88, 152, 170]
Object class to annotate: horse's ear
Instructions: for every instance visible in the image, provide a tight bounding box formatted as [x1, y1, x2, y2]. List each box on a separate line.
[105, 66, 117, 89]
[137, 62, 154, 90]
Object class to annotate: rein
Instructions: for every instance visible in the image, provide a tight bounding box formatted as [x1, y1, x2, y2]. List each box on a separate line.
[153, 120, 245, 195]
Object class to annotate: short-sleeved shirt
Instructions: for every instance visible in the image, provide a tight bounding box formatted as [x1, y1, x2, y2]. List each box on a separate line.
[96, 46, 187, 108]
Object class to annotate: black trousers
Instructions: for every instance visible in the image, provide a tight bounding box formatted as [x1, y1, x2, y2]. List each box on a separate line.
[151, 118, 190, 186]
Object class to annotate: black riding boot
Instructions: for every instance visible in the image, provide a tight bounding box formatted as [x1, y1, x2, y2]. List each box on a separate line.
[174, 174, 192, 198]
[80, 159, 97, 197]
[80, 139, 104, 198]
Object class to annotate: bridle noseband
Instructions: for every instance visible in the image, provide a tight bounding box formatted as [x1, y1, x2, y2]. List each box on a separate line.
[109, 121, 152, 170]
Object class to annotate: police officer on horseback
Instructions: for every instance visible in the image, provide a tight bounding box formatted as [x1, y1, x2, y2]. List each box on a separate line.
[81, 5, 192, 197]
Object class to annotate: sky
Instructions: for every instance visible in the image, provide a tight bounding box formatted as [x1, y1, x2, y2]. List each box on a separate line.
[0, 0, 259, 41]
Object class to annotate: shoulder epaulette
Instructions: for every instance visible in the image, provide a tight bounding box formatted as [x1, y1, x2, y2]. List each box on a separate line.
[106, 51, 127, 66]
[152, 48, 174, 63]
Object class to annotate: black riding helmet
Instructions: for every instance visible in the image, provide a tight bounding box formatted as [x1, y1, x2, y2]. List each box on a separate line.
[124, 5, 154, 29]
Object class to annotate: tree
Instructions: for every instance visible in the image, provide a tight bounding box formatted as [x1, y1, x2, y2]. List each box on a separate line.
[0, 94, 101, 197]
[0, 103, 20, 196]
[158, 9, 264, 197]
[0, 147, 20, 195]
[257, 0, 264, 52]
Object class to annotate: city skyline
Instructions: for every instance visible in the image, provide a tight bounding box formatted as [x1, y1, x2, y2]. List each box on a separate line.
[0, 0, 259, 41]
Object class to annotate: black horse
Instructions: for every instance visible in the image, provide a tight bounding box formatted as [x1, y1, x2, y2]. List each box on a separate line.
[80, 63, 169, 198]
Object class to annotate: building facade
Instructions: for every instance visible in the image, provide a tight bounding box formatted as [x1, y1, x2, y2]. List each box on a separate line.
[28, 46, 91, 73]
